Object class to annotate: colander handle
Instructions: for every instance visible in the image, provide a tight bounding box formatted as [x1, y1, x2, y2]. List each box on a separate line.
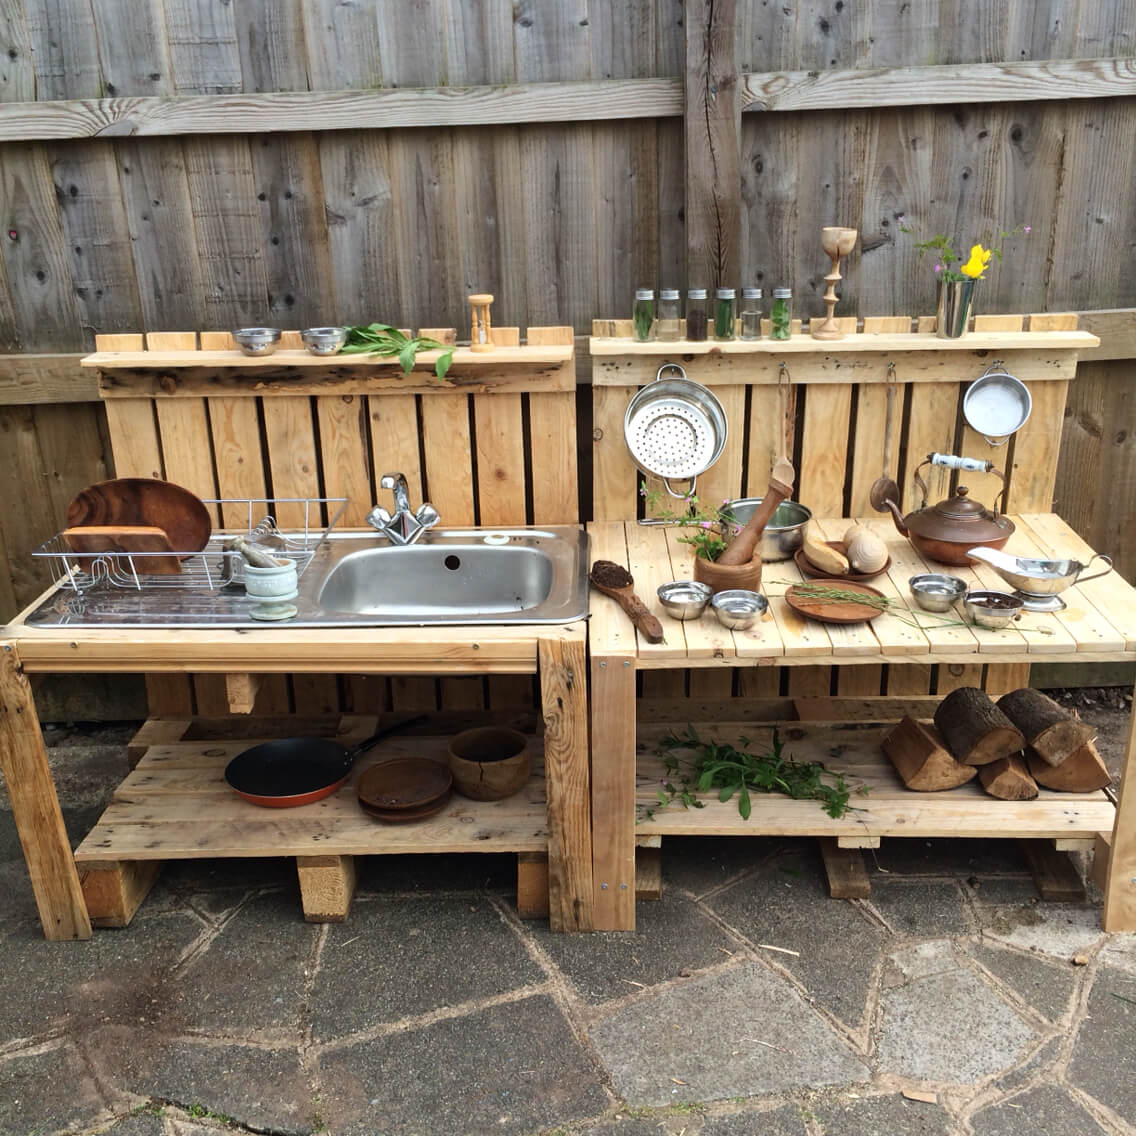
[662, 475, 697, 499]
[655, 362, 688, 383]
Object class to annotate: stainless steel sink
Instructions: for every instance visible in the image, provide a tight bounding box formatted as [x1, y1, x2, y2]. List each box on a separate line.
[24, 527, 589, 629]
[316, 530, 584, 624]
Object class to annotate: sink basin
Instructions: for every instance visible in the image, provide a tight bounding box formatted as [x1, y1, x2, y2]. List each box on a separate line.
[24, 527, 589, 628]
[317, 531, 583, 623]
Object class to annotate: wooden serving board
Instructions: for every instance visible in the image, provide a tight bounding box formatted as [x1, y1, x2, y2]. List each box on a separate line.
[66, 478, 211, 555]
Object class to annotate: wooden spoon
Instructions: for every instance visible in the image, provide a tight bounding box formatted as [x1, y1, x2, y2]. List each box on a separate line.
[717, 456, 795, 566]
[589, 560, 665, 644]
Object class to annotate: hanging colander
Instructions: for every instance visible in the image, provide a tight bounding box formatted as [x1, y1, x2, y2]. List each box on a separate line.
[623, 363, 728, 498]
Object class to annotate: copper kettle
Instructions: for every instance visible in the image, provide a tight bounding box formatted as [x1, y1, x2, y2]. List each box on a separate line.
[870, 453, 1015, 566]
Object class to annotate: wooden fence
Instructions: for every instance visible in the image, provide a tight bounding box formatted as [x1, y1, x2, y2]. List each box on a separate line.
[0, 1, 1133, 703]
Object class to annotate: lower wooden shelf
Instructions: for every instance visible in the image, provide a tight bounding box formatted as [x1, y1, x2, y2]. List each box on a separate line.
[632, 721, 1115, 842]
[76, 719, 548, 864]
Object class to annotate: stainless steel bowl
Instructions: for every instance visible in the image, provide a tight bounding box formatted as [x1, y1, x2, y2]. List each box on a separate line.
[909, 573, 967, 613]
[657, 580, 713, 621]
[710, 588, 768, 630]
[719, 499, 812, 562]
[964, 590, 1023, 629]
[301, 326, 348, 355]
[233, 327, 281, 357]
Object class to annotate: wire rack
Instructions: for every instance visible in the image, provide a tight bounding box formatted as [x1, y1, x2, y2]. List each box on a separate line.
[33, 498, 347, 593]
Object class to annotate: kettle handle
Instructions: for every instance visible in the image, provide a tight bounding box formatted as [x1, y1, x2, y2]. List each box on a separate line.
[915, 454, 1007, 514]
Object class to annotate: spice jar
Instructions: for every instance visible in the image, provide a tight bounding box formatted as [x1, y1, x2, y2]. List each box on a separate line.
[657, 288, 682, 341]
[740, 287, 762, 340]
[633, 288, 656, 341]
[714, 288, 736, 341]
[686, 288, 708, 341]
[771, 288, 792, 340]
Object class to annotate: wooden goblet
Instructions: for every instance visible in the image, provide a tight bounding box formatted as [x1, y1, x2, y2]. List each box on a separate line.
[812, 227, 858, 340]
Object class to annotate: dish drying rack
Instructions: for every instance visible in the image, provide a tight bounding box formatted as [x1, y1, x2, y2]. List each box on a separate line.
[34, 498, 347, 593]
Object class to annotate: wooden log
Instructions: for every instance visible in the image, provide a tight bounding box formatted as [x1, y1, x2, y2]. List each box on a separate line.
[996, 688, 1096, 767]
[934, 687, 1025, 766]
[881, 717, 978, 791]
[979, 754, 1039, 801]
[1027, 742, 1112, 793]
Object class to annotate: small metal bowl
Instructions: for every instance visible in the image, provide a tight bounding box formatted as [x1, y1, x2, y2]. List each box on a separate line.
[657, 580, 713, 621]
[909, 573, 967, 613]
[233, 327, 281, 357]
[964, 590, 1023, 630]
[301, 326, 348, 355]
[710, 588, 768, 631]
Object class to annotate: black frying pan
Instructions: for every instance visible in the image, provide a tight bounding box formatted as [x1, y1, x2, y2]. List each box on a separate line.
[224, 716, 425, 808]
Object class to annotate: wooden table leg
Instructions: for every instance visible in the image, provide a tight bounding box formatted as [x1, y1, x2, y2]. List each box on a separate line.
[591, 652, 637, 930]
[539, 636, 593, 931]
[0, 644, 92, 940]
[1103, 675, 1136, 931]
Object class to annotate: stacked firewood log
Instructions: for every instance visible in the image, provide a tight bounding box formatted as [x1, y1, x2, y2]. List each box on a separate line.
[882, 687, 1110, 800]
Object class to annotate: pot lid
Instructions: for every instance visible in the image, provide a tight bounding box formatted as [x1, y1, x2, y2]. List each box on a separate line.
[905, 485, 1012, 541]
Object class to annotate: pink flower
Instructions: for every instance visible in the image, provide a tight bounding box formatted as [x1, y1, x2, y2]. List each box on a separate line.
[699, 521, 712, 529]
[1024, 225, 1032, 233]
[934, 263, 942, 273]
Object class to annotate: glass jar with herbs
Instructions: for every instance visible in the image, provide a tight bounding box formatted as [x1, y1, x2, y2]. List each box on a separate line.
[771, 288, 792, 340]
[714, 288, 736, 341]
[740, 287, 762, 340]
[657, 288, 682, 341]
[633, 288, 656, 341]
[686, 288, 708, 341]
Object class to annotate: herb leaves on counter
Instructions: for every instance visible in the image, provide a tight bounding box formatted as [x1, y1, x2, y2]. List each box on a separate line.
[642, 725, 865, 821]
[340, 323, 455, 379]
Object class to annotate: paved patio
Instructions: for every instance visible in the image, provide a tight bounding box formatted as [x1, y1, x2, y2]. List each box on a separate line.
[1, 722, 1134, 1136]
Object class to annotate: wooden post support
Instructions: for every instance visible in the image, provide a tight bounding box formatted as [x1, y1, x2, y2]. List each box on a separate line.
[636, 846, 663, 901]
[1103, 677, 1136, 932]
[80, 860, 163, 927]
[225, 673, 263, 715]
[818, 838, 871, 899]
[1019, 840, 1086, 903]
[516, 852, 550, 919]
[296, 854, 357, 922]
[538, 635, 593, 932]
[0, 644, 92, 940]
[684, 0, 740, 290]
[591, 652, 637, 930]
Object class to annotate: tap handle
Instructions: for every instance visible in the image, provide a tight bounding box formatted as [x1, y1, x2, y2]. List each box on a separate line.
[379, 472, 406, 490]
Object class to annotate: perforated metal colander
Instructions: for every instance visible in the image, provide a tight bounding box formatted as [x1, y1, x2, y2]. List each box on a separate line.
[623, 364, 728, 498]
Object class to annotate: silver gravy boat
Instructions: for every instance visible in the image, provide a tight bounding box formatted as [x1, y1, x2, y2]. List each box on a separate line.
[966, 546, 1113, 611]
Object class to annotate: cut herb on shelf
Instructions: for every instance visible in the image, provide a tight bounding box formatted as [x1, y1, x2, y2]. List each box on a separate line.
[641, 725, 866, 821]
[340, 323, 455, 379]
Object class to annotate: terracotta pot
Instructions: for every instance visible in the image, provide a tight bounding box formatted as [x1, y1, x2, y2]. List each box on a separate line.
[692, 552, 762, 595]
[448, 727, 531, 801]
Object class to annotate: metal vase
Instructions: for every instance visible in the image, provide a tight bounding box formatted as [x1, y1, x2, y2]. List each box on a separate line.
[936, 278, 977, 339]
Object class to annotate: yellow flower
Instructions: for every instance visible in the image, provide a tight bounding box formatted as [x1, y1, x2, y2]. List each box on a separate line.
[960, 244, 992, 279]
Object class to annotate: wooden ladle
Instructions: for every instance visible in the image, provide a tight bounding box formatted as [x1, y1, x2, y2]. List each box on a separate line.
[717, 456, 796, 566]
[589, 560, 665, 644]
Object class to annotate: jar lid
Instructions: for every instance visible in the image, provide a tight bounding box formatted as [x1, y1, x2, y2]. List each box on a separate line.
[660, 288, 680, 300]
[742, 287, 762, 299]
[687, 288, 708, 299]
[635, 288, 655, 300]
[772, 288, 792, 298]
[716, 287, 736, 299]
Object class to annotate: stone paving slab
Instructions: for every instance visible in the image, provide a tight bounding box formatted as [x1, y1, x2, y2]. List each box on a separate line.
[1067, 965, 1136, 1123]
[0, 1041, 108, 1135]
[970, 1084, 1109, 1135]
[589, 962, 869, 1107]
[968, 941, 1078, 1021]
[812, 1092, 954, 1135]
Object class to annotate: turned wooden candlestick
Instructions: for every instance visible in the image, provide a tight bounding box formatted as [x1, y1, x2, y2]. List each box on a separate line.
[811, 227, 857, 340]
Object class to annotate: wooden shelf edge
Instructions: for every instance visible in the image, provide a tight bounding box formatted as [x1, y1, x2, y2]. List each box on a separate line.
[81, 345, 574, 369]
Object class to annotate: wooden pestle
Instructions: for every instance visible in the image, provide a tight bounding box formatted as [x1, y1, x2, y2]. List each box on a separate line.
[717, 457, 795, 566]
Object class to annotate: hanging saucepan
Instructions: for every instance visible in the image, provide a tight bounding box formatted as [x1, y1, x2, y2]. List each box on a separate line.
[962, 362, 1032, 446]
[623, 363, 728, 499]
[224, 715, 425, 808]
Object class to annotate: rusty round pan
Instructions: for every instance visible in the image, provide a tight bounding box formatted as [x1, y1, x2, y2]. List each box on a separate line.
[357, 758, 452, 811]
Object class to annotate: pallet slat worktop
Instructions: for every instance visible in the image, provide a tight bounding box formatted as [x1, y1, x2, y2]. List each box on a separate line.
[587, 514, 1136, 932]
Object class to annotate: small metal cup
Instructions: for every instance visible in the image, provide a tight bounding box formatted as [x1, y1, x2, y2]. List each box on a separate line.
[909, 573, 967, 612]
[301, 326, 348, 355]
[657, 580, 712, 620]
[710, 589, 768, 630]
[233, 327, 281, 356]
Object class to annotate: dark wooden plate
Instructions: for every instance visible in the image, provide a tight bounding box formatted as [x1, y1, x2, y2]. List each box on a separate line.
[785, 579, 887, 624]
[66, 478, 211, 556]
[358, 787, 453, 823]
[356, 757, 452, 811]
[794, 541, 890, 583]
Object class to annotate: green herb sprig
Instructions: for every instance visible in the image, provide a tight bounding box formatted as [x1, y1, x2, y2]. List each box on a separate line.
[642, 726, 866, 822]
[340, 323, 455, 380]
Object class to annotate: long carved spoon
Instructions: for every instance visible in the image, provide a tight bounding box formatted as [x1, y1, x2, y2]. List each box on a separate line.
[589, 560, 665, 644]
[717, 456, 796, 566]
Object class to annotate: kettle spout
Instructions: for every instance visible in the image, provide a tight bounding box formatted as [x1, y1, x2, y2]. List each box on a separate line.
[882, 498, 908, 537]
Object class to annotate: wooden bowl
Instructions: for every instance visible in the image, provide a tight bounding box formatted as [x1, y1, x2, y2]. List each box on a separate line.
[692, 552, 762, 595]
[795, 540, 890, 582]
[447, 727, 531, 802]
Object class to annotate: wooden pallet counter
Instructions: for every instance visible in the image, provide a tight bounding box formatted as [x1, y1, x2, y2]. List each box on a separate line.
[586, 514, 1136, 933]
[0, 613, 590, 940]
